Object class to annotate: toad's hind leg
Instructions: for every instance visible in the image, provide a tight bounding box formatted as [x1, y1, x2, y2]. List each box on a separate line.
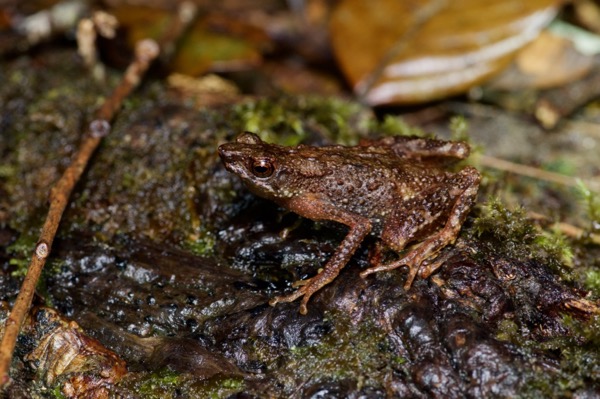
[361, 167, 480, 289]
[359, 136, 471, 164]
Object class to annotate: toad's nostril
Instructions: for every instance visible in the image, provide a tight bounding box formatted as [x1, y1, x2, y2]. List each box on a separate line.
[217, 145, 231, 160]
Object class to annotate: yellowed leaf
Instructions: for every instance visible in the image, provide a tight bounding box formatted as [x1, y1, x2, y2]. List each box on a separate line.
[330, 0, 562, 105]
[110, 5, 267, 75]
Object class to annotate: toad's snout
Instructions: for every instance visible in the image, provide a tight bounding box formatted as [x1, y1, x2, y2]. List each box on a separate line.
[218, 144, 247, 176]
[217, 144, 229, 160]
[217, 144, 237, 165]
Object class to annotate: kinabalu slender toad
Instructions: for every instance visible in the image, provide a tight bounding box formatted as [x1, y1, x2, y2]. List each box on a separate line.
[218, 132, 480, 314]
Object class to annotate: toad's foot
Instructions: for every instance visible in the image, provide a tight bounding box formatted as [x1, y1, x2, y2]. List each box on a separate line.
[269, 279, 317, 315]
[269, 264, 343, 314]
[360, 249, 424, 290]
[360, 248, 450, 290]
[417, 248, 456, 279]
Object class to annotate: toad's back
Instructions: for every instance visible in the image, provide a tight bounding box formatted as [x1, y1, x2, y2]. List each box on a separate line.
[268, 145, 450, 221]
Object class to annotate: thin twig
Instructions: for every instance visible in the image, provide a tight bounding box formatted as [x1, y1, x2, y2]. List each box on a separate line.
[529, 211, 600, 245]
[0, 39, 159, 387]
[477, 154, 600, 192]
[480, 154, 600, 244]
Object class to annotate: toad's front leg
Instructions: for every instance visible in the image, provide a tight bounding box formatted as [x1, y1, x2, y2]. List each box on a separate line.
[269, 197, 371, 314]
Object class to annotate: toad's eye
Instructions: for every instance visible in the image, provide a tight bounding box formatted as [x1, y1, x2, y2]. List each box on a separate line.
[251, 158, 274, 178]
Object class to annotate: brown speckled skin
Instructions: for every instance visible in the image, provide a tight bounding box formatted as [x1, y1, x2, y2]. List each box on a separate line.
[218, 132, 481, 314]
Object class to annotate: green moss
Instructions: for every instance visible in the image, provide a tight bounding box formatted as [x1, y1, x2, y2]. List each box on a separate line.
[296, 96, 370, 144]
[8, 69, 26, 85]
[495, 319, 521, 343]
[473, 198, 537, 247]
[517, 318, 600, 398]
[560, 345, 600, 388]
[198, 376, 244, 399]
[7, 231, 40, 277]
[575, 179, 600, 234]
[534, 228, 574, 269]
[495, 301, 600, 396]
[183, 225, 216, 256]
[519, 374, 567, 399]
[472, 198, 574, 279]
[448, 115, 469, 142]
[231, 96, 371, 145]
[565, 314, 600, 347]
[51, 385, 67, 399]
[129, 370, 244, 399]
[136, 370, 182, 398]
[233, 95, 462, 148]
[474, 198, 598, 396]
[585, 269, 600, 296]
[370, 115, 427, 138]
[279, 313, 400, 394]
[0, 164, 16, 178]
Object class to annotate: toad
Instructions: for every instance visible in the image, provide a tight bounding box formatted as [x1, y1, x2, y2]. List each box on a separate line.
[218, 132, 480, 314]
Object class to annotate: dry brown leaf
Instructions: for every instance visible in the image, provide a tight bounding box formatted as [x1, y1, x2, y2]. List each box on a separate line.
[573, 0, 600, 34]
[330, 0, 562, 105]
[487, 30, 594, 90]
[167, 73, 243, 107]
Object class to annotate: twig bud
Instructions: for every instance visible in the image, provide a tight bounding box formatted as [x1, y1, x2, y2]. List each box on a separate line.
[35, 241, 49, 259]
[90, 119, 111, 138]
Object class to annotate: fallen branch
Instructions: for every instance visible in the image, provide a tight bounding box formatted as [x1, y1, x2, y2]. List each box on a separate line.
[0, 2, 199, 386]
[0, 39, 159, 387]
